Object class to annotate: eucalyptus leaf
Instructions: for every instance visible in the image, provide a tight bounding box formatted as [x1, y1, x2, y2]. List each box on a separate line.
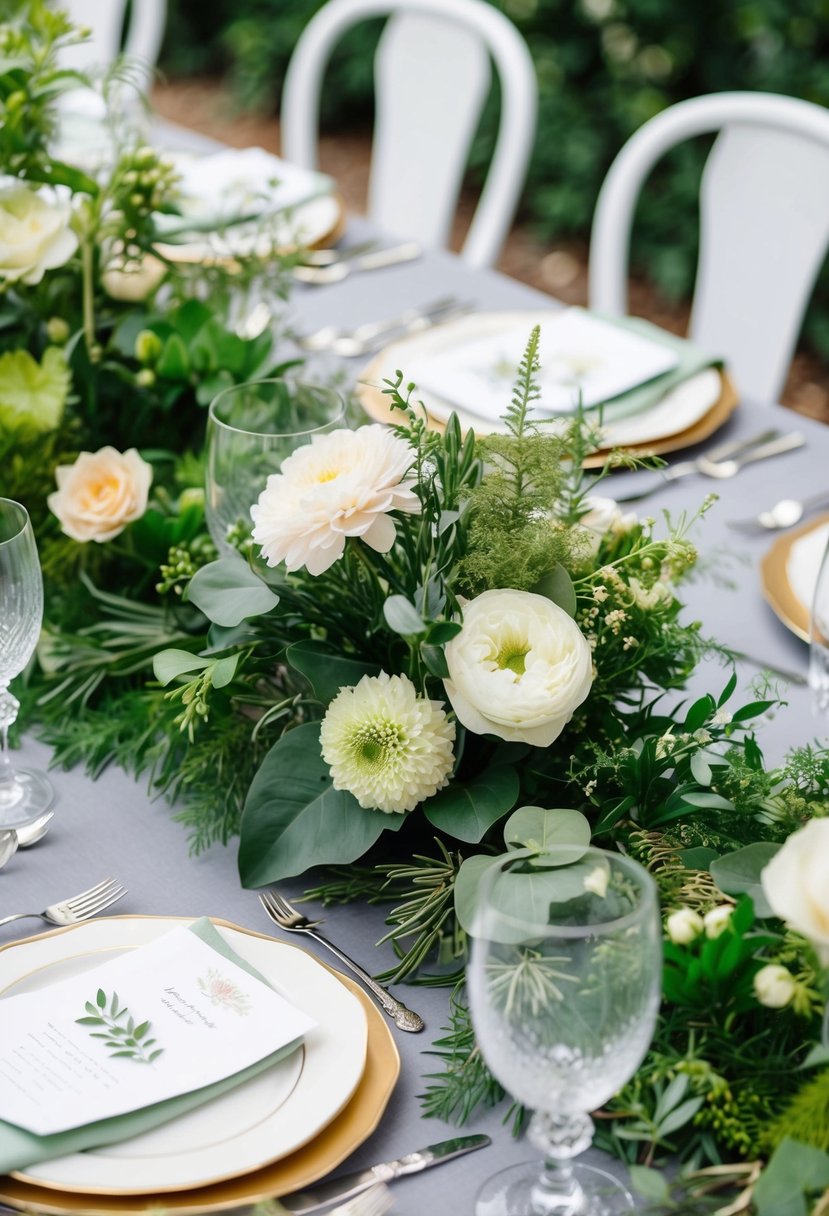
[454, 854, 503, 935]
[531, 564, 577, 617]
[210, 654, 240, 689]
[628, 1166, 670, 1203]
[153, 648, 210, 686]
[238, 723, 404, 886]
[383, 595, 426, 637]
[424, 765, 519, 843]
[689, 751, 712, 786]
[503, 806, 591, 857]
[752, 1138, 829, 1216]
[286, 641, 379, 705]
[710, 842, 779, 918]
[187, 557, 279, 627]
[421, 643, 450, 679]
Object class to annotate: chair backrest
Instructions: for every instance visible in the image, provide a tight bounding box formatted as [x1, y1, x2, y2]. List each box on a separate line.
[281, 0, 537, 269]
[58, 0, 167, 91]
[589, 92, 829, 403]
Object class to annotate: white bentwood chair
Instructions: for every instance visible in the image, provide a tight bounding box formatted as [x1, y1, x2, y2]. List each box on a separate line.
[281, 0, 538, 269]
[589, 91, 829, 403]
[58, 0, 167, 92]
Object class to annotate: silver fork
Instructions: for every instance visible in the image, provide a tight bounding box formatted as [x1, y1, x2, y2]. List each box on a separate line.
[259, 891, 425, 1033]
[0, 878, 127, 930]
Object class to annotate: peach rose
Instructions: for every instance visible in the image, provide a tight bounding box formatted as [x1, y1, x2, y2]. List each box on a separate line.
[48, 446, 152, 543]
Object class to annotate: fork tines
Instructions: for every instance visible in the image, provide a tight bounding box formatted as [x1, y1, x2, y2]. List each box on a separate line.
[67, 878, 128, 915]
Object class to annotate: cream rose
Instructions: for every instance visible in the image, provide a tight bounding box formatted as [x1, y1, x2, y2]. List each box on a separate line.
[443, 589, 593, 746]
[0, 187, 77, 285]
[761, 819, 829, 961]
[48, 447, 152, 543]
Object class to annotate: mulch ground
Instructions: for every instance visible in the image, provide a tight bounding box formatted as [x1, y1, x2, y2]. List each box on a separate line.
[152, 78, 829, 425]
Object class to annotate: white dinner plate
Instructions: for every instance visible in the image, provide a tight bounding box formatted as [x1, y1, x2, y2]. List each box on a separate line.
[359, 311, 722, 447]
[0, 917, 367, 1195]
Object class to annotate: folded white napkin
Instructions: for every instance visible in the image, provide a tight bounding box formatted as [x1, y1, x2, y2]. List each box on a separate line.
[404, 307, 681, 420]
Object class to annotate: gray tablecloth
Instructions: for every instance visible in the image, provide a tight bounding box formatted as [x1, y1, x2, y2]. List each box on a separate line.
[5, 216, 829, 1213]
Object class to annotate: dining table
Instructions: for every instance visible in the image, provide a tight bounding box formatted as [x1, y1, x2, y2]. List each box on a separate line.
[4, 132, 829, 1212]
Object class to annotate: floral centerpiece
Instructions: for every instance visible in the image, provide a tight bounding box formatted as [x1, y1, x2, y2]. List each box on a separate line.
[5, 5, 829, 1212]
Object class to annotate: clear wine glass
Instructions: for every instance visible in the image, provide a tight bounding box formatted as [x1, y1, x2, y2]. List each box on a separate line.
[809, 533, 829, 719]
[0, 499, 54, 827]
[467, 845, 662, 1215]
[205, 378, 346, 556]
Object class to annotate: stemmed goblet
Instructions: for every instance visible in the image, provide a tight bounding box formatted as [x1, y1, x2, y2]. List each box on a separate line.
[468, 846, 661, 1215]
[205, 377, 345, 556]
[0, 499, 54, 827]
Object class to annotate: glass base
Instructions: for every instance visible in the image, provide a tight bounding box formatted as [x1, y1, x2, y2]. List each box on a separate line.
[475, 1161, 634, 1216]
[0, 768, 54, 829]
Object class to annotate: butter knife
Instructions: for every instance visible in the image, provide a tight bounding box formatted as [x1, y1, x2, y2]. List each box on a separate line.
[278, 1134, 491, 1213]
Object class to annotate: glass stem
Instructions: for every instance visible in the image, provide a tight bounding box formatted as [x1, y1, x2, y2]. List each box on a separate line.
[527, 1111, 595, 1215]
[0, 684, 20, 791]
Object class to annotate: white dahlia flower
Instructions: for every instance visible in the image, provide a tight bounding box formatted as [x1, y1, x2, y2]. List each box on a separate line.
[251, 425, 420, 575]
[443, 589, 593, 747]
[320, 673, 455, 814]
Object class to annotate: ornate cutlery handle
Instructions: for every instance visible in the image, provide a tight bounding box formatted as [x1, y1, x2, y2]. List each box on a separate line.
[306, 929, 425, 1032]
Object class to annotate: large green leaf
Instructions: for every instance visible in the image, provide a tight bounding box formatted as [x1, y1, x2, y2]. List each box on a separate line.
[238, 723, 404, 886]
[531, 564, 577, 617]
[153, 649, 210, 685]
[710, 842, 779, 918]
[454, 854, 502, 935]
[285, 641, 379, 705]
[753, 1139, 829, 1216]
[503, 806, 591, 855]
[424, 765, 519, 843]
[187, 557, 279, 627]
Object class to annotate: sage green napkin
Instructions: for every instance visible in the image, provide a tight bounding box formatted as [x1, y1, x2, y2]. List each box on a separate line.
[0, 918, 303, 1175]
[596, 315, 724, 423]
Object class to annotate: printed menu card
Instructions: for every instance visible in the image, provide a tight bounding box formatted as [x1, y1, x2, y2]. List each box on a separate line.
[0, 925, 314, 1135]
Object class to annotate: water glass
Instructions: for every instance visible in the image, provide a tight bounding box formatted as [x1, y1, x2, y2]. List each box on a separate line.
[205, 378, 345, 555]
[0, 499, 54, 827]
[809, 532, 829, 719]
[467, 846, 661, 1215]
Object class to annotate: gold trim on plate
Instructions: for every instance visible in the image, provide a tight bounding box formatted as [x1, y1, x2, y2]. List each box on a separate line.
[356, 340, 739, 466]
[0, 917, 400, 1215]
[759, 512, 829, 642]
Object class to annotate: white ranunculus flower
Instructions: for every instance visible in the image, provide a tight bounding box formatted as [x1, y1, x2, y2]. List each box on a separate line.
[320, 673, 455, 814]
[0, 186, 78, 285]
[703, 904, 733, 939]
[761, 819, 829, 962]
[753, 963, 796, 1009]
[666, 907, 704, 945]
[48, 446, 152, 543]
[443, 589, 593, 747]
[251, 425, 420, 576]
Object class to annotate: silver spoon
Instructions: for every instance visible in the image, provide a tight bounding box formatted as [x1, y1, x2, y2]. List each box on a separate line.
[16, 810, 54, 847]
[727, 489, 829, 532]
[0, 831, 18, 871]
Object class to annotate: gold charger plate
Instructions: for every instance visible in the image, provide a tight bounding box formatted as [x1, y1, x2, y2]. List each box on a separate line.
[357, 345, 738, 467]
[0, 917, 399, 1216]
[759, 512, 829, 642]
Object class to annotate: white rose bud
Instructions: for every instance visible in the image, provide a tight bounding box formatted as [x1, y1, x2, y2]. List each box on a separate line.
[761, 820, 829, 964]
[443, 589, 593, 747]
[753, 964, 796, 1009]
[703, 905, 733, 939]
[666, 908, 704, 945]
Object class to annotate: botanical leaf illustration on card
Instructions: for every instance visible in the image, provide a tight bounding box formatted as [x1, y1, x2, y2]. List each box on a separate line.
[197, 969, 252, 1015]
[76, 988, 163, 1064]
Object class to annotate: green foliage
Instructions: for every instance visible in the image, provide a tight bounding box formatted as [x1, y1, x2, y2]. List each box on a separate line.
[764, 1070, 829, 1154]
[77, 989, 162, 1065]
[752, 1139, 829, 1216]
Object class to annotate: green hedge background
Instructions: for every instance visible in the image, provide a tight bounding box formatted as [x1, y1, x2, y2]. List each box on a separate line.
[160, 0, 829, 358]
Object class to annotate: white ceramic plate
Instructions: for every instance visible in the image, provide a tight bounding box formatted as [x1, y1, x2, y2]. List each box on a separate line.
[361, 311, 721, 446]
[0, 918, 367, 1195]
[787, 520, 829, 614]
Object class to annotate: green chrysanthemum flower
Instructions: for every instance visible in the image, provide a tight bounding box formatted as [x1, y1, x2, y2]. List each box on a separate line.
[320, 673, 455, 814]
[0, 346, 70, 433]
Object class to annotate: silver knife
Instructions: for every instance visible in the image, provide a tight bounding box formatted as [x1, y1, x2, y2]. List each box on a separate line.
[277, 1134, 491, 1213]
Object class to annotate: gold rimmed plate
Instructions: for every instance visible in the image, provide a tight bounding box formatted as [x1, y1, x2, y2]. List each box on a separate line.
[760, 512, 829, 641]
[0, 917, 399, 1213]
[356, 310, 738, 465]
